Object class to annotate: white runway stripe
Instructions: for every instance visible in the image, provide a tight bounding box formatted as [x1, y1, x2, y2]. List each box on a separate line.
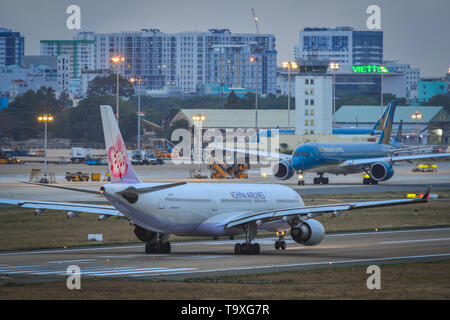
[380, 237, 450, 244]
[48, 259, 95, 264]
[83, 267, 196, 277]
[0, 264, 197, 277]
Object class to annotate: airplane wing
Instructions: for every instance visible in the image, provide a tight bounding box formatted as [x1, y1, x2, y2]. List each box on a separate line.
[225, 188, 430, 228]
[0, 199, 123, 218]
[341, 152, 450, 168]
[210, 143, 292, 161]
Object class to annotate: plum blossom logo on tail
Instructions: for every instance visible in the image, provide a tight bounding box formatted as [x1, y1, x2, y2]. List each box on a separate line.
[108, 135, 128, 180]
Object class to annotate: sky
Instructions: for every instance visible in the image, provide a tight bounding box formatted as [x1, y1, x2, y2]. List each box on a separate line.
[1, 0, 449, 77]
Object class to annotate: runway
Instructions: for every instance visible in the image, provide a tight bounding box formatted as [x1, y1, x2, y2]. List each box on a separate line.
[1, 227, 449, 283]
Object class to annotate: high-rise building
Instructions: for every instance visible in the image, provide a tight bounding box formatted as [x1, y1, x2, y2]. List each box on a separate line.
[0, 28, 24, 67]
[75, 28, 277, 95]
[296, 27, 383, 73]
[40, 39, 95, 80]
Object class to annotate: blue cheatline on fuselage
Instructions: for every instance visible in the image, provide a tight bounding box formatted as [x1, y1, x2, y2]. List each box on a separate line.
[332, 128, 379, 135]
[292, 142, 391, 171]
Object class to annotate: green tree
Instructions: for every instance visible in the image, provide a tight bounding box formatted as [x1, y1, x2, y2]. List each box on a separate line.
[224, 91, 242, 109]
[87, 74, 134, 98]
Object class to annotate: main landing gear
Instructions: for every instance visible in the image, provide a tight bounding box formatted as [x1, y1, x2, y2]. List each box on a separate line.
[144, 233, 171, 254]
[313, 173, 329, 184]
[274, 231, 287, 250]
[234, 222, 260, 255]
[145, 240, 171, 254]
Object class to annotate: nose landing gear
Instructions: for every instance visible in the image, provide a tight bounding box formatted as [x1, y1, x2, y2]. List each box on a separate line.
[274, 231, 287, 250]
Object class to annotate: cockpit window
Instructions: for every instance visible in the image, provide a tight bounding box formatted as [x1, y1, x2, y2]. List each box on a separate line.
[294, 152, 309, 157]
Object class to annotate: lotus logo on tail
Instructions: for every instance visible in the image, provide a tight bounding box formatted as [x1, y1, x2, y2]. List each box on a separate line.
[108, 135, 129, 180]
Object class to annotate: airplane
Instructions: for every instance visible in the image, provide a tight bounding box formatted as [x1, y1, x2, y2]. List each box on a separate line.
[217, 101, 450, 185]
[0, 105, 433, 255]
[332, 103, 390, 135]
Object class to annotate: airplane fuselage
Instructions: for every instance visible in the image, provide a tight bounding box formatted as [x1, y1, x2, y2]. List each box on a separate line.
[103, 183, 303, 236]
[292, 142, 392, 174]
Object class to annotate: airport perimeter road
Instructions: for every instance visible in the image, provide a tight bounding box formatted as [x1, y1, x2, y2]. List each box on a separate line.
[0, 228, 449, 283]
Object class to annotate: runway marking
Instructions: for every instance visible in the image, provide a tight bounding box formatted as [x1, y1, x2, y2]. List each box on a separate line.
[0, 264, 197, 277]
[380, 238, 450, 245]
[48, 259, 95, 264]
[132, 253, 450, 278]
[170, 255, 234, 260]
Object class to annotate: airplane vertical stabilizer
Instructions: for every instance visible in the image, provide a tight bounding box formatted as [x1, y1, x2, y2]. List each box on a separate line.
[100, 105, 141, 184]
[379, 100, 398, 145]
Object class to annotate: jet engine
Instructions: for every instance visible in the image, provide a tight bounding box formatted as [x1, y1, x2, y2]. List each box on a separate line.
[290, 219, 325, 246]
[273, 160, 295, 180]
[369, 162, 394, 181]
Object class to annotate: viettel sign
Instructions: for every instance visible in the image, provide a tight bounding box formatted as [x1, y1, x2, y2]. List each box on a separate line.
[352, 65, 389, 73]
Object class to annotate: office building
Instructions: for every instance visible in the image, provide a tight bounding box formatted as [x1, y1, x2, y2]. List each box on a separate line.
[295, 75, 333, 135]
[0, 28, 24, 67]
[418, 78, 447, 102]
[296, 27, 383, 73]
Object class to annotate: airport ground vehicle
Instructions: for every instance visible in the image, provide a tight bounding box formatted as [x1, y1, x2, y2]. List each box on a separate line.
[86, 158, 107, 165]
[65, 172, 90, 182]
[412, 164, 437, 173]
[71, 148, 93, 164]
[209, 161, 248, 179]
[0, 105, 431, 255]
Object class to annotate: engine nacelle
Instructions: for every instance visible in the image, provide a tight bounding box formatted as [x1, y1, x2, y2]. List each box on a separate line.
[369, 161, 394, 181]
[290, 219, 325, 246]
[273, 160, 295, 180]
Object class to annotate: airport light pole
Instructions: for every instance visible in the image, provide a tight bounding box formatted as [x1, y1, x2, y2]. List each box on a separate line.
[37, 114, 54, 175]
[411, 110, 423, 155]
[192, 114, 206, 175]
[130, 77, 143, 151]
[250, 56, 261, 130]
[111, 56, 125, 125]
[282, 61, 298, 129]
[329, 62, 339, 128]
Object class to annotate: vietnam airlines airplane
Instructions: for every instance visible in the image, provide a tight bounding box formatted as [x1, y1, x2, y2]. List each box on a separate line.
[0, 105, 433, 255]
[332, 102, 391, 135]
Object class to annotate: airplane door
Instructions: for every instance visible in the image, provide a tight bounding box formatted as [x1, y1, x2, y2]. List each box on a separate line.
[158, 194, 165, 209]
[211, 199, 218, 211]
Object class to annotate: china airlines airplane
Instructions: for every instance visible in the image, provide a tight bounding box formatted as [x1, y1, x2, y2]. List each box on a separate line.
[0, 105, 431, 255]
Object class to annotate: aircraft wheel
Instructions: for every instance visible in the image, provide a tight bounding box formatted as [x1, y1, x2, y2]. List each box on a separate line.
[145, 241, 153, 254]
[322, 177, 329, 184]
[363, 178, 370, 185]
[253, 243, 260, 255]
[280, 241, 287, 250]
[234, 243, 241, 254]
[370, 179, 379, 185]
[313, 178, 319, 184]
[275, 241, 280, 250]
[162, 242, 171, 253]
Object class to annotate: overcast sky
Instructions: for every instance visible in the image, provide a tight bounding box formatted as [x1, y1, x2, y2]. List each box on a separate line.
[1, 0, 449, 77]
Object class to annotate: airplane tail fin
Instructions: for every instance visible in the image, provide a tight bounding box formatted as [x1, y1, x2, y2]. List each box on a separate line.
[100, 105, 141, 184]
[395, 120, 403, 143]
[379, 100, 398, 145]
[372, 104, 390, 131]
